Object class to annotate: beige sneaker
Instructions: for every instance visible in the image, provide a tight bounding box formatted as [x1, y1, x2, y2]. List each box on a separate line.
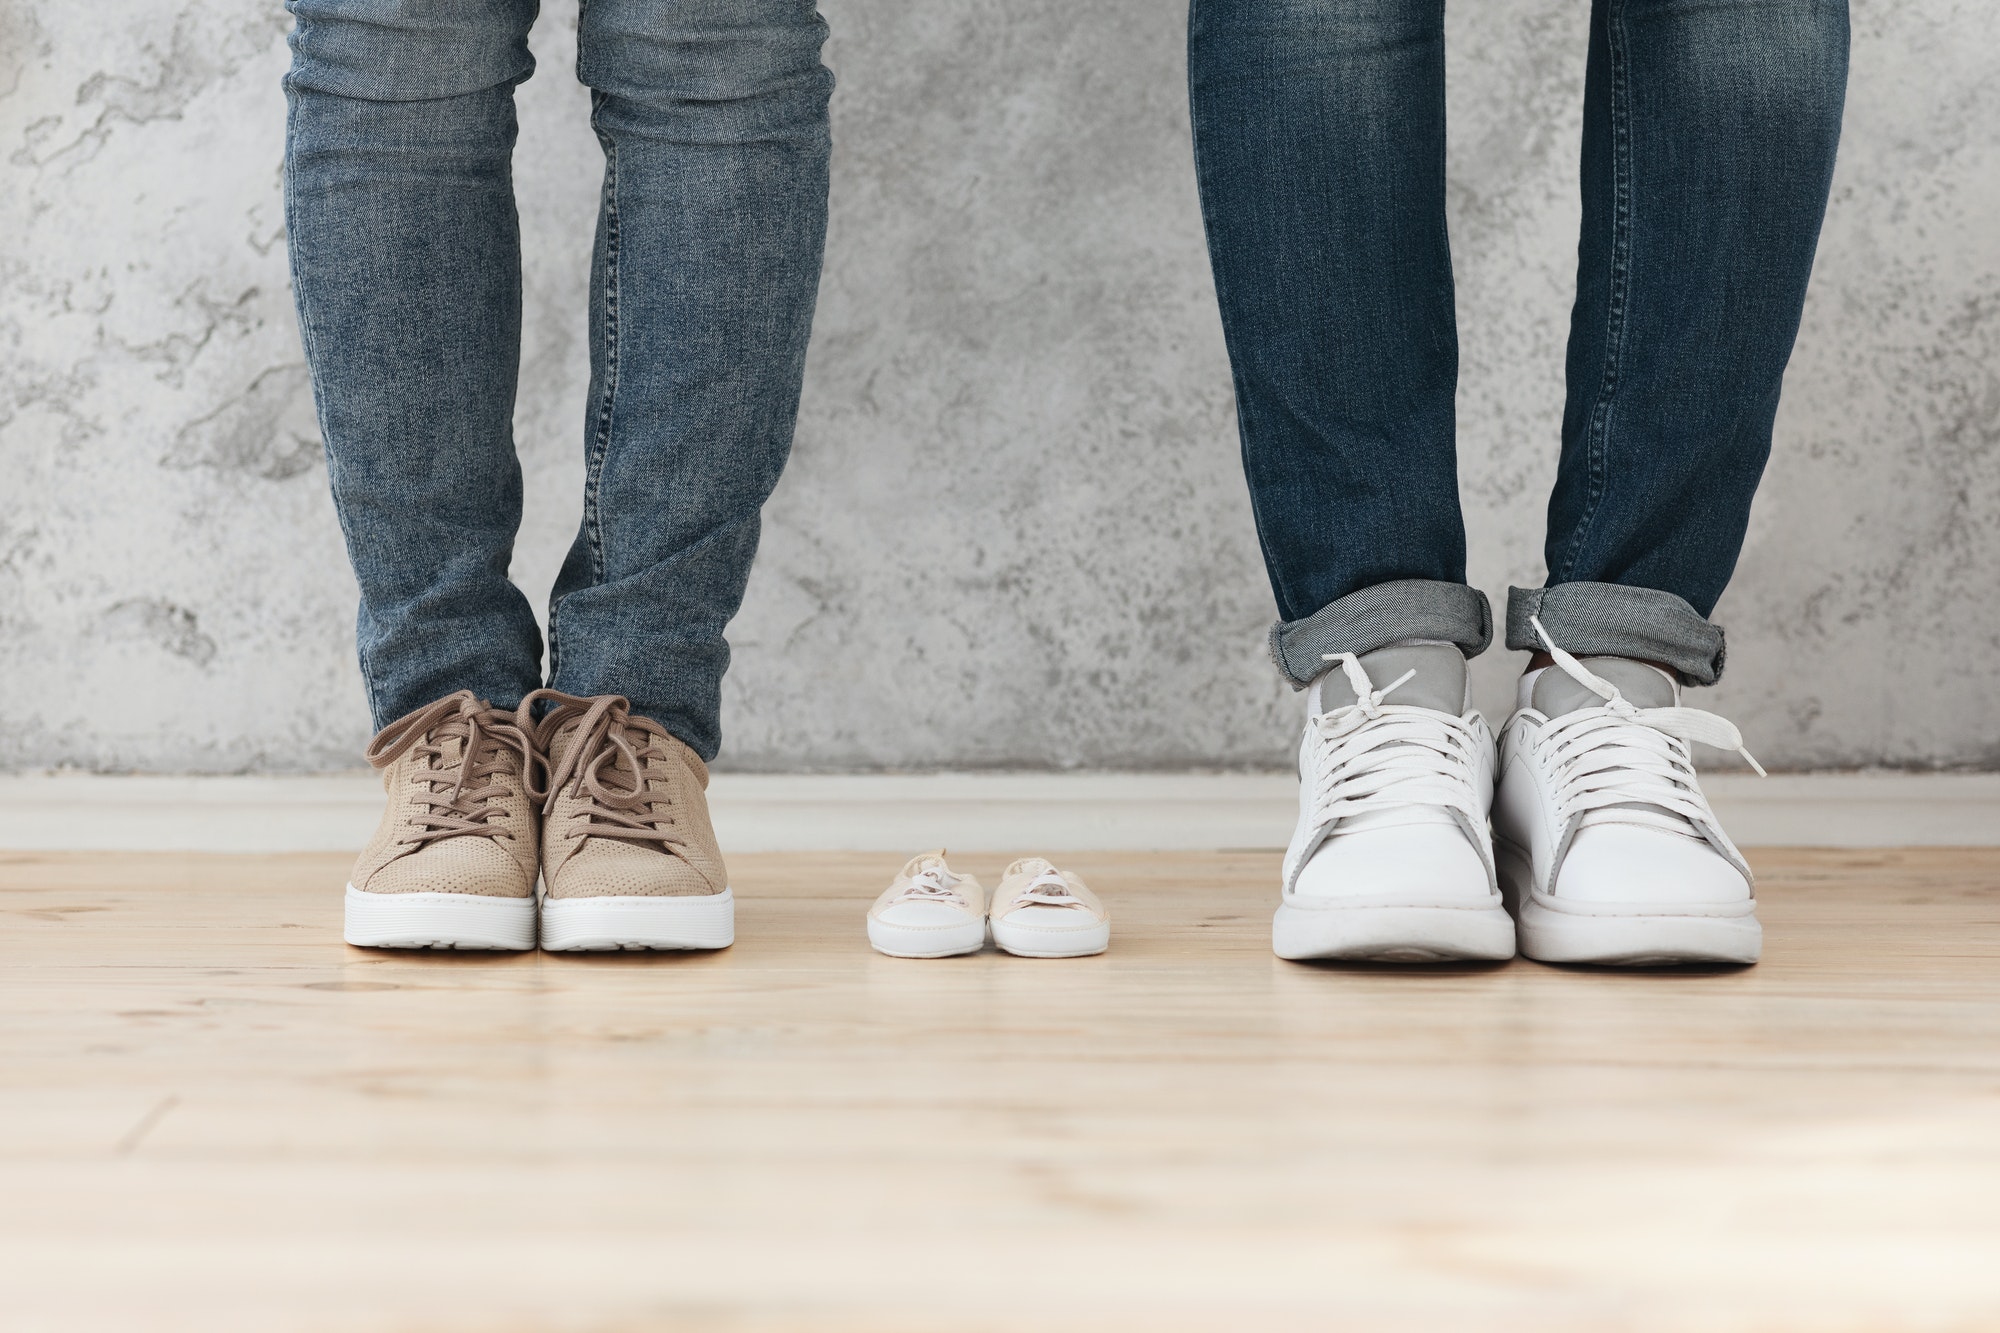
[526, 691, 734, 952]
[866, 851, 986, 958]
[990, 858, 1110, 958]
[345, 691, 542, 951]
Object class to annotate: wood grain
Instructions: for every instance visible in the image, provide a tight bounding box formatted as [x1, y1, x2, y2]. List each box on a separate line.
[2, 848, 1997, 1331]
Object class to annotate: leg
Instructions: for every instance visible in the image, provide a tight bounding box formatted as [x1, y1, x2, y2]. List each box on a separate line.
[284, 0, 546, 726]
[1513, 0, 1850, 683]
[1188, 0, 1490, 686]
[547, 0, 834, 760]
[1191, 0, 1510, 964]
[1493, 0, 1848, 967]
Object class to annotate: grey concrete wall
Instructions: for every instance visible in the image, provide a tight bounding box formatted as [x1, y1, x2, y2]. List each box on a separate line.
[1, 0, 1994, 773]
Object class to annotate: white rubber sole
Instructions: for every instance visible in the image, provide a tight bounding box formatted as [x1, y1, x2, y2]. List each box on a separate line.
[343, 884, 536, 951]
[1273, 898, 1516, 963]
[1497, 843, 1762, 966]
[991, 917, 1109, 959]
[539, 888, 735, 952]
[866, 917, 986, 959]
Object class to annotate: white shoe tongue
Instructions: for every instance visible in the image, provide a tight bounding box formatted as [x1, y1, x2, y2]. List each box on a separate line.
[1532, 657, 1677, 716]
[1319, 643, 1466, 714]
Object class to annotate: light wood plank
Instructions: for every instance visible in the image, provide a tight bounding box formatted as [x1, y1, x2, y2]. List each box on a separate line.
[2, 848, 1998, 1330]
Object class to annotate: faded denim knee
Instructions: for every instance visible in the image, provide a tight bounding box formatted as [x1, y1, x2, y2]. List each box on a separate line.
[284, 0, 539, 103]
[576, 0, 833, 148]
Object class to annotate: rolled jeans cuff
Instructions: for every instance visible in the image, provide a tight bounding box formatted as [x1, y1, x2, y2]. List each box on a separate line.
[1268, 579, 1493, 688]
[1505, 582, 1726, 686]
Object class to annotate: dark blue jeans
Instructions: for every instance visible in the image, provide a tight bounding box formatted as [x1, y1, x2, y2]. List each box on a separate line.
[284, 0, 832, 758]
[1189, 0, 1848, 686]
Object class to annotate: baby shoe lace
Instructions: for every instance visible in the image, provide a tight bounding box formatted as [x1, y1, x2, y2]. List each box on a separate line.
[1305, 652, 1486, 835]
[522, 690, 689, 852]
[893, 861, 966, 906]
[1527, 615, 1764, 840]
[365, 692, 542, 847]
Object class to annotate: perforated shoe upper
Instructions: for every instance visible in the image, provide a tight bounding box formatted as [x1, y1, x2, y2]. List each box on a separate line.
[350, 691, 541, 900]
[528, 692, 727, 901]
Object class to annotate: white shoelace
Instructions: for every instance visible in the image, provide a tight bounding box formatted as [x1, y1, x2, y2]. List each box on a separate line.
[1527, 615, 1763, 840]
[1305, 652, 1486, 835]
[892, 864, 965, 905]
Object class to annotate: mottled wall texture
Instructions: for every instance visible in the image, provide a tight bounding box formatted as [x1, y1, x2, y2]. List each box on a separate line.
[1, 1, 1995, 773]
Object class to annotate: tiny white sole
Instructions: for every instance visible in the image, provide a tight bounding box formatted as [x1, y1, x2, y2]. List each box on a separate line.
[990, 918, 1110, 959]
[867, 917, 986, 959]
[343, 884, 536, 951]
[1497, 844, 1762, 966]
[539, 888, 735, 952]
[1272, 900, 1516, 963]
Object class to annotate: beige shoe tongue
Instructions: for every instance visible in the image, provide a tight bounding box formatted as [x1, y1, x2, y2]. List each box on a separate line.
[1005, 856, 1056, 879]
[550, 713, 647, 779]
[544, 717, 580, 766]
[901, 850, 951, 878]
[1318, 643, 1466, 714]
[1533, 657, 1677, 716]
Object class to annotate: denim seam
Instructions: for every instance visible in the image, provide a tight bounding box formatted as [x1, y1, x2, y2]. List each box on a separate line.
[1430, 16, 1456, 397]
[584, 110, 619, 589]
[1558, 0, 1634, 585]
[552, 93, 622, 690]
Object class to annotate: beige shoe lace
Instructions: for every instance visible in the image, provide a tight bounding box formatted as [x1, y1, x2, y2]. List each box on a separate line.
[365, 691, 544, 848]
[521, 690, 689, 852]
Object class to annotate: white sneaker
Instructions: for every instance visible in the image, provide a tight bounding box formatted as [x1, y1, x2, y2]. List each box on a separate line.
[990, 858, 1109, 958]
[867, 851, 986, 958]
[1493, 617, 1764, 966]
[1274, 644, 1515, 962]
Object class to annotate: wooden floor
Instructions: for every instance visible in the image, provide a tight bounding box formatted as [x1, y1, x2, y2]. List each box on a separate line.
[3, 849, 1999, 1331]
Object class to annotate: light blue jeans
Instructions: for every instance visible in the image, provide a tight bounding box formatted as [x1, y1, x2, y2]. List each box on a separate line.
[284, 0, 833, 758]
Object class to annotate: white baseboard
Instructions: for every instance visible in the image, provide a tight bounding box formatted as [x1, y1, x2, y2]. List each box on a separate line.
[0, 770, 1994, 854]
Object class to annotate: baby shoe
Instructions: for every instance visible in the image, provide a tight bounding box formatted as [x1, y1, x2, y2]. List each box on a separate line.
[990, 858, 1109, 958]
[867, 850, 986, 958]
